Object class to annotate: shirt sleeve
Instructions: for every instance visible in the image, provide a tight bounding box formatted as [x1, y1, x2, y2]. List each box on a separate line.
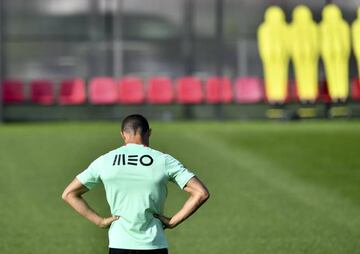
[76, 156, 103, 190]
[165, 154, 195, 189]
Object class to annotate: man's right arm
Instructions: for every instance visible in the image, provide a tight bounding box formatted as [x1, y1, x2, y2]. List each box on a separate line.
[62, 178, 119, 228]
[155, 176, 209, 229]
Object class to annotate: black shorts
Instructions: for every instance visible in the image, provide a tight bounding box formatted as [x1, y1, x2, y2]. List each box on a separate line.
[109, 248, 168, 254]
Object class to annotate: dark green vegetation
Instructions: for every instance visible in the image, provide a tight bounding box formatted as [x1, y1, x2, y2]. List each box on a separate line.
[1, 121, 360, 254]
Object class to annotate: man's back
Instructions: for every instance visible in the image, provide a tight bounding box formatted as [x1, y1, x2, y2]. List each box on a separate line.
[77, 144, 194, 249]
[62, 114, 209, 254]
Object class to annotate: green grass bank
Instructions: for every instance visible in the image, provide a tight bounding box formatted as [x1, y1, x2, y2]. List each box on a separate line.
[1, 121, 360, 254]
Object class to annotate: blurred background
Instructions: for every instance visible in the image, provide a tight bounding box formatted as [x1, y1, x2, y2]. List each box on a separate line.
[1, 2, 360, 254]
[0, 0, 360, 121]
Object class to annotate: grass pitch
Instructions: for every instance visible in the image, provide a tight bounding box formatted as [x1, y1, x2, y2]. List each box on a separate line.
[1, 121, 360, 254]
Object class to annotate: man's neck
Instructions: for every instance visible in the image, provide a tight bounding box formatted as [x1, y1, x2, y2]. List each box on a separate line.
[122, 132, 149, 146]
[125, 141, 144, 145]
[124, 138, 148, 146]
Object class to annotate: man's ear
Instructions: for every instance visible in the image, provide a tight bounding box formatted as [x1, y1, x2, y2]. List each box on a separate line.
[148, 128, 152, 137]
[120, 131, 125, 140]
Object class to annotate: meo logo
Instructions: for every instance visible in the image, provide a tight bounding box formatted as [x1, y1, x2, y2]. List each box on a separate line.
[112, 154, 154, 166]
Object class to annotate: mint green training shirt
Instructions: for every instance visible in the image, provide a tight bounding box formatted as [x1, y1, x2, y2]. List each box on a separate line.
[76, 143, 195, 250]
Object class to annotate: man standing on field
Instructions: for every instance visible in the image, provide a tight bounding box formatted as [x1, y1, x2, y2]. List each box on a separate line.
[62, 114, 210, 254]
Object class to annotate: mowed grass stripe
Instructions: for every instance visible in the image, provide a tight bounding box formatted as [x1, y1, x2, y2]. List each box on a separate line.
[160, 122, 360, 254]
[189, 129, 360, 229]
[0, 123, 119, 254]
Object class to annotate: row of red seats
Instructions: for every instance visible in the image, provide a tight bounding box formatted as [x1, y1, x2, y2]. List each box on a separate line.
[2, 76, 263, 105]
[2, 76, 360, 105]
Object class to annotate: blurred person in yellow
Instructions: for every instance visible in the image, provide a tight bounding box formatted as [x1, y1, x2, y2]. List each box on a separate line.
[352, 7, 360, 78]
[258, 6, 289, 104]
[290, 5, 319, 103]
[320, 4, 350, 102]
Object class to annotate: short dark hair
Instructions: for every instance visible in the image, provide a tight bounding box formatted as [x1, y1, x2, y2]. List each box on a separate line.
[121, 114, 150, 136]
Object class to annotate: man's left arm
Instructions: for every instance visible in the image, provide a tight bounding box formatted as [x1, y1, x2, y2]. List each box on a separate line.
[62, 178, 119, 228]
[155, 176, 209, 229]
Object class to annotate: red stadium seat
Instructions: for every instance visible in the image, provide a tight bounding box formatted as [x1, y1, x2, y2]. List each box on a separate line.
[176, 76, 203, 104]
[205, 77, 233, 103]
[147, 76, 174, 104]
[318, 80, 332, 103]
[351, 77, 360, 101]
[118, 77, 145, 104]
[59, 78, 86, 105]
[290, 81, 300, 102]
[2, 80, 25, 104]
[89, 77, 117, 104]
[30, 79, 55, 105]
[282, 80, 301, 103]
[234, 77, 263, 103]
